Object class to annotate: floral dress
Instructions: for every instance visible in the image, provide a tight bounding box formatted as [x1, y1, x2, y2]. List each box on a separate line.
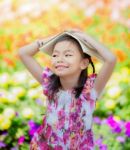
[30, 67, 98, 150]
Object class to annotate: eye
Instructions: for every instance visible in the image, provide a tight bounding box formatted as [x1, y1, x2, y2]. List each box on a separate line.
[52, 54, 57, 57]
[65, 54, 72, 57]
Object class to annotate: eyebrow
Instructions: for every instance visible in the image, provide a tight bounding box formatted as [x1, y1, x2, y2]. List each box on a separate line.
[53, 49, 74, 53]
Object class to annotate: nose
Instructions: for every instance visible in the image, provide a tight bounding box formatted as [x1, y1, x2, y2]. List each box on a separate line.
[57, 60, 63, 64]
[56, 56, 64, 63]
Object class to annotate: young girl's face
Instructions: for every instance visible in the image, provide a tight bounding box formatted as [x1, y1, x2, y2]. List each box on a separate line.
[51, 40, 89, 78]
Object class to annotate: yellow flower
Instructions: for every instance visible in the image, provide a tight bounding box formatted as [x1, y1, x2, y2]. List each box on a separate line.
[27, 89, 39, 99]
[0, 73, 10, 87]
[120, 67, 130, 82]
[11, 87, 26, 98]
[0, 90, 8, 103]
[15, 128, 24, 138]
[28, 79, 39, 88]
[0, 118, 11, 130]
[22, 108, 34, 119]
[6, 93, 18, 104]
[105, 99, 116, 109]
[3, 108, 15, 120]
[0, 114, 4, 124]
[121, 67, 130, 75]
[113, 115, 120, 122]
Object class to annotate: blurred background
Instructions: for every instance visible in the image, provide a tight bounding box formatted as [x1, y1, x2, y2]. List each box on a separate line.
[0, 0, 130, 149]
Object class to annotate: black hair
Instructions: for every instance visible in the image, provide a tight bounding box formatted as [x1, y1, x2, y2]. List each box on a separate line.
[48, 36, 95, 102]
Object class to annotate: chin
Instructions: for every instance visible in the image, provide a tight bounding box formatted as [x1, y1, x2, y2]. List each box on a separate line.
[55, 73, 69, 77]
[55, 70, 70, 77]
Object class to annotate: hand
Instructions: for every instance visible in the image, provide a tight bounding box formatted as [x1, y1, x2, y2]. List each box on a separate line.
[36, 33, 61, 48]
[64, 28, 82, 33]
[66, 28, 98, 51]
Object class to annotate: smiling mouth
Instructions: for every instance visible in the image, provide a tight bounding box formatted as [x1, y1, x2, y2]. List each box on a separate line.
[55, 66, 69, 69]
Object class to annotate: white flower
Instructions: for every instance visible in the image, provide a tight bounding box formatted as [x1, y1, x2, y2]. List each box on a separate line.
[22, 108, 34, 119]
[107, 86, 121, 98]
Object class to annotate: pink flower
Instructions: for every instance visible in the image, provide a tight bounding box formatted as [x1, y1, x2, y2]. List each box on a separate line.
[58, 109, 65, 118]
[44, 125, 52, 139]
[54, 145, 63, 150]
[116, 136, 125, 143]
[18, 136, 25, 145]
[63, 131, 70, 144]
[107, 116, 122, 133]
[125, 121, 130, 137]
[28, 120, 40, 137]
[39, 142, 49, 149]
[99, 144, 108, 150]
[93, 116, 102, 125]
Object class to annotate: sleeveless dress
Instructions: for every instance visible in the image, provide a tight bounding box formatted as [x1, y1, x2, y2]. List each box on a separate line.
[30, 67, 98, 150]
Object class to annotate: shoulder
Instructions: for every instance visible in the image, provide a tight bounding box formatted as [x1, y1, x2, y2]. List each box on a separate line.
[80, 73, 98, 101]
[84, 73, 97, 88]
[42, 67, 53, 83]
[88, 73, 97, 80]
[42, 67, 53, 78]
[41, 67, 54, 96]
[88, 73, 98, 101]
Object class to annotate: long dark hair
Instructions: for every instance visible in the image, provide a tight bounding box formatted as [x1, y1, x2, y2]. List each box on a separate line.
[48, 36, 95, 101]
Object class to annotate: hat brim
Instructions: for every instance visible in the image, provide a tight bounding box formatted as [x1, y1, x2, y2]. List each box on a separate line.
[39, 31, 104, 62]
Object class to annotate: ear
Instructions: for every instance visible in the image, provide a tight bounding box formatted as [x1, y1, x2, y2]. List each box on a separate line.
[80, 58, 89, 70]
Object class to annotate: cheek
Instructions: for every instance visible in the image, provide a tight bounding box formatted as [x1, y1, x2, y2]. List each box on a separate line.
[50, 58, 56, 65]
[69, 57, 81, 64]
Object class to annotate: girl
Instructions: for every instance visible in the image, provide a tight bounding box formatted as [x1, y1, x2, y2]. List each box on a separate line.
[18, 29, 117, 150]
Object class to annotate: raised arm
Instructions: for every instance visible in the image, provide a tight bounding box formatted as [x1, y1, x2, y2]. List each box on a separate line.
[18, 35, 57, 85]
[69, 29, 117, 99]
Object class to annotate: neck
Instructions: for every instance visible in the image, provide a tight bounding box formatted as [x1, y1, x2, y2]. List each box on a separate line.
[59, 73, 80, 91]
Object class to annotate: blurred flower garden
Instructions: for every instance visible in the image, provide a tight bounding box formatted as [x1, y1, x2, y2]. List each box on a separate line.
[0, 0, 130, 149]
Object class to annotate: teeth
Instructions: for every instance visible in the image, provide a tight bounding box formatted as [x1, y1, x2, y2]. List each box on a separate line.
[56, 66, 67, 68]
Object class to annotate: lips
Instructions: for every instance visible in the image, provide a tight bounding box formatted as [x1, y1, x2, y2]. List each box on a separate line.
[55, 65, 68, 69]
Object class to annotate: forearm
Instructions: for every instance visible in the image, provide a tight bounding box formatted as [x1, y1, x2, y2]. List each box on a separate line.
[18, 34, 58, 56]
[84, 34, 117, 62]
[18, 41, 39, 56]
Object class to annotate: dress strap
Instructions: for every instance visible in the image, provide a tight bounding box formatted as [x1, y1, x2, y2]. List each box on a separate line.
[41, 67, 53, 97]
[80, 73, 98, 102]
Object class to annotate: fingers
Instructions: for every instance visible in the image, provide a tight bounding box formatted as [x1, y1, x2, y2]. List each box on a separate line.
[64, 28, 82, 33]
[71, 28, 81, 32]
[64, 29, 73, 33]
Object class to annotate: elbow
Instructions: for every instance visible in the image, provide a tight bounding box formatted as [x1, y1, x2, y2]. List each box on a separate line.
[18, 48, 26, 58]
[18, 48, 26, 61]
[106, 55, 117, 63]
[18, 48, 22, 55]
[111, 55, 117, 63]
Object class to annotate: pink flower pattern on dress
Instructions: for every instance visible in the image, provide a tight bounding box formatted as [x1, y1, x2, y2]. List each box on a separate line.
[30, 67, 98, 150]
